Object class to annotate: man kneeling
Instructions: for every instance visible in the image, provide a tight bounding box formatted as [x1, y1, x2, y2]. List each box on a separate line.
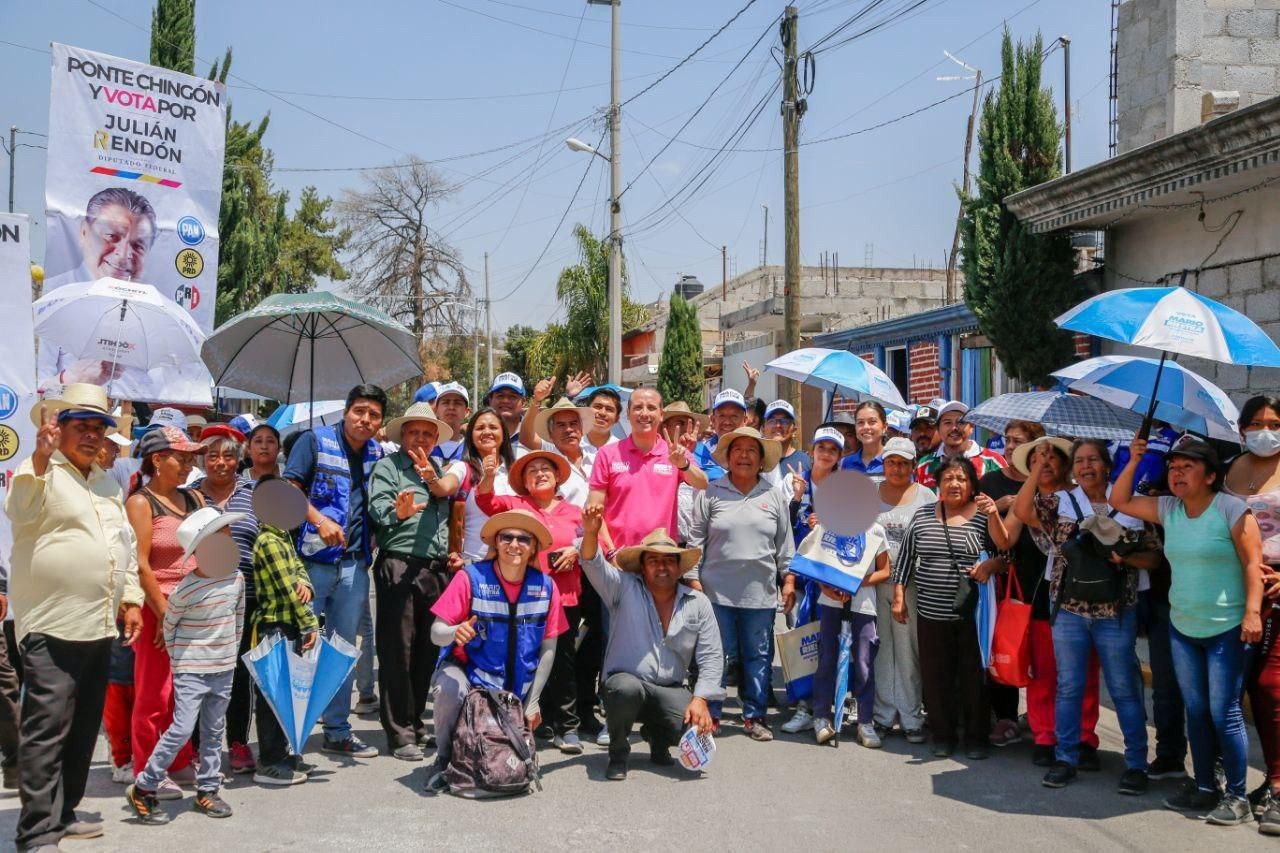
[580, 505, 722, 780]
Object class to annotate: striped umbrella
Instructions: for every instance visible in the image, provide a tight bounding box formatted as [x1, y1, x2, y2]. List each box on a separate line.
[963, 390, 1142, 441]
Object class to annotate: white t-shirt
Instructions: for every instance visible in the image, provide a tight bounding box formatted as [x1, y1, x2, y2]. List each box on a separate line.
[818, 523, 890, 616]
[1048, 485, 1150, 590]
[462, 464, 516, 562]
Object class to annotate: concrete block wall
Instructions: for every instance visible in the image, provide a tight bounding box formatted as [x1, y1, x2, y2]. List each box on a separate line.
[1187, 255, 1280, 397]
[1117, 0, 1280, 154]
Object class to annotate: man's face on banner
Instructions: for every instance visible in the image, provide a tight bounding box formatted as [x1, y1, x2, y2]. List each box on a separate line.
[78, 201, 154, 281]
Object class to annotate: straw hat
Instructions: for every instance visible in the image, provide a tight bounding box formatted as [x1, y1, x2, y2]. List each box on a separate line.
[29, 383, 116, 427]
[711, 426, 782, 473]
[384, 401, 455, 445]
[480, 509, 552, 550]
[661, 401, 708, 432]
[615, 528, 702, 574]
[507, 450, 571, 496]
[1011, 435, 1075, 477]
[533, 397, 590, 443]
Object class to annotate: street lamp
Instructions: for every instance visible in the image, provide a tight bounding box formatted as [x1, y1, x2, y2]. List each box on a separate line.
[565, 138, 605, 158]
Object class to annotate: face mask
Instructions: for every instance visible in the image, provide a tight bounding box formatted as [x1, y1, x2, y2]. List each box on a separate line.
[1245, 429, 1280, 458]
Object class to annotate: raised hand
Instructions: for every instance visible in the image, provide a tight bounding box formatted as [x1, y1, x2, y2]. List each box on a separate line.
[742, 361, 760, 385]
[532, 376, 556, 404]
[565, 371, 592, 399]
[582, 502, 603, 535]
[394, 488, 428, 521]
[1129, 437, 1148, 459]
[407, 446, 435, 481]
[788, 463, 806, 503]
[33, 403, 60, 473]
[454, 615, 478, 646]
[481, 453, 500, 481]
[666, 424, 690, 470]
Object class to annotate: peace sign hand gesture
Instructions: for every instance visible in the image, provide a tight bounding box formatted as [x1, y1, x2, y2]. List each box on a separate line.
[665, 424, 692, 470]
[33, 403, 61, 475]
[407, 446, 436, 483]
[787, 463, 806, 503]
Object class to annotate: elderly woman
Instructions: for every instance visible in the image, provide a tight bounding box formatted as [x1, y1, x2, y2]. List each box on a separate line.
[477, 449, 605, 756]
[1224, 395, 1280, 830]
[1012, 438, 1159, 795]
[424, 510, 567, 795]
[891, 457, 1006, 759]
[687, 426, 794, 741]
[124, 426, 208, 798]
[1113, 436, 1264, 826]
[190, 424, 261, 775]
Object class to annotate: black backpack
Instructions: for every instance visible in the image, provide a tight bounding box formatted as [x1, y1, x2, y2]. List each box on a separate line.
[1054, 491, 1123, 610]
[443, 687, 542, 799]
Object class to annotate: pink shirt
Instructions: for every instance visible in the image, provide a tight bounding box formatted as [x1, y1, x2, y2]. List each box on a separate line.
[431, 567, 569, 642]
[475, 492, 584, 606]
[588, 434, 682, 548]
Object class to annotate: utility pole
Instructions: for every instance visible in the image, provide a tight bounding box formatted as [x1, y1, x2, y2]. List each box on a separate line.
[472, 296, 480, 400]
[721, 245, 727, 300]
[940, 52, 981, 305]
[781, 5, 805, 425]
[1061, 35, 1072, 173]
[761, 205, 769, 267]
[7, 126, 15, 213]
[484, 251, 493, 384]
[588, 0, 623, 385]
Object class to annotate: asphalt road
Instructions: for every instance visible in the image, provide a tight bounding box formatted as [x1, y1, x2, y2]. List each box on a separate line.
[0, 682, 1273, 852]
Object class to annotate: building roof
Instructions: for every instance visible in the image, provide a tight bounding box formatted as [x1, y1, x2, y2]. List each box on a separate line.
[812, 302, 977, 351]
[1006, 93, 1280, 234]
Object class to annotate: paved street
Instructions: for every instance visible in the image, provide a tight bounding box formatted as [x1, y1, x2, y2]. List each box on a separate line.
[0, 680, 1272, 852]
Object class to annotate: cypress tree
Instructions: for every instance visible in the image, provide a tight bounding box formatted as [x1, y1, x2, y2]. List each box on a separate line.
[150, 0, 196, 75]
[960, 29, 1077, 386]
[657, 294, 704, 410]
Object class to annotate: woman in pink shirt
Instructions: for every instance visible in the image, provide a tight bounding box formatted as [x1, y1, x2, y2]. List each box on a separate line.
[476, 450, 609, 755]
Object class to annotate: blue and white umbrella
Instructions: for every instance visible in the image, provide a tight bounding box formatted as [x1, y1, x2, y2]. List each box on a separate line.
[1055, 285, 1280, 367]
[963, 390, 1142, 441]
[832, 615, 854, 737]
[267, 400, 346, 437]
[243, 632, 359, 754]
[1052, 355, 1241, 443]
[765, 347, 908, 411]
[976, 575, 997, 672]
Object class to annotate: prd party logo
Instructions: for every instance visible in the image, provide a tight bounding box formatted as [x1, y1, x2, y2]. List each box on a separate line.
[0, 426, 19, 462]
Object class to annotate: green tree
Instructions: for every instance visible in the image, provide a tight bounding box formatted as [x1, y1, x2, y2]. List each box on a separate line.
[960, 29, 1077, 385]
[500, 324, 550, 382]
[657, 293, 703, 409]
[150, 0, 195, 75]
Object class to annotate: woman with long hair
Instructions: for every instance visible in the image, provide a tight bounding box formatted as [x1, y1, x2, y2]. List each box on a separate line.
[454, 407, 516, 564]
[842, 401, 888, 479]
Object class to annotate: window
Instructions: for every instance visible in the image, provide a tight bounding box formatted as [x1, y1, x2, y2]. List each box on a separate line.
[885, 346, 909, 400]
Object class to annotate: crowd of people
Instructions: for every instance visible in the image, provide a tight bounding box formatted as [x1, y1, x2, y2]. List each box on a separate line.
[1, 369, 1277, 849]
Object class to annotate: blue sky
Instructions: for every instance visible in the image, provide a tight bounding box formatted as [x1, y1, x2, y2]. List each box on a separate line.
[5, 0, 1115, 332]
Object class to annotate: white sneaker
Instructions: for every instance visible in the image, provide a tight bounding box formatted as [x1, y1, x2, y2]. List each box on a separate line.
[111, 763, 133, 784]
[858, 723, 883, 749]
[780, 708, 814, 734]
[595, 729, 611, 747]
[814, 718, 836, 745]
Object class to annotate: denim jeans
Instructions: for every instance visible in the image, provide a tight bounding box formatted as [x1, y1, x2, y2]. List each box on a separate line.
[1170, 624, 1248, 797]
[709, 604, 774, 721]
[1136, 591, 1186, 762]
[136, 670, 233, 793]
[1051, 608, 1148, 770]
[306, 555, 370, 741]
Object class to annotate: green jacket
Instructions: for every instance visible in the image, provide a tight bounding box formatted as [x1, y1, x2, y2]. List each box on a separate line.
[368, 450, 450, 559]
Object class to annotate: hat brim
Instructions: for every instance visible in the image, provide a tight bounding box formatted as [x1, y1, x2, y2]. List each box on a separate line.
[31, 399, 116, 428]
[1011, 436, 1074, 477]
[486, 384, 526, 398]
[105, 432, 132, 447]
[615, 542, 702, 574]
[180, 512, 248, 565]
[507, 450, 572, 496]
[199, 425, 247, 445]
[534, 405, 591, 444]
[712, 432, 783, 473]
[385, 413, 455, 445]
[480, 510, 552, 550]
[662, 410, 709, 431]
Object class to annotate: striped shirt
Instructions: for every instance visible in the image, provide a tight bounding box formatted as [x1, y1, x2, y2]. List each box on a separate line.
[891, 504, 997, 622]
[162, 570, 245, 674]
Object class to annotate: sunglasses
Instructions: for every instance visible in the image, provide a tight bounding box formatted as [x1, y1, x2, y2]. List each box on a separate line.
[497, 532, 534, 547]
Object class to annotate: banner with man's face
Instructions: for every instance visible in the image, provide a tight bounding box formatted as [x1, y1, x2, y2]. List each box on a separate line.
[0, 214, 38, 567]
[41, 43, 225, 404]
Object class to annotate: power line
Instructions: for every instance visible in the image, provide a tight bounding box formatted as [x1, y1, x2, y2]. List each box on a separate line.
[476, 0, 747, 32]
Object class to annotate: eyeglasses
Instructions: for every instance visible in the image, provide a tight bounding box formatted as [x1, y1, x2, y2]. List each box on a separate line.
[497, 532, 534, 547]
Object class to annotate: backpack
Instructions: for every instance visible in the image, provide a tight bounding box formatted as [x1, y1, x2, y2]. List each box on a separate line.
[1054, 491, 1123, 610]
[443, 687, 542, 798]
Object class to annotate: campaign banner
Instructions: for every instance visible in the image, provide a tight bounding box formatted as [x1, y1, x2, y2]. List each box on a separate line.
[41, 43, 225, 404]
[0, 214, 38, 566]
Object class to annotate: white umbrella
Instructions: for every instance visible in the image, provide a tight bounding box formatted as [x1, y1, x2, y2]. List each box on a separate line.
[33, 276, 207, 395]
[267, 400, 346, 437]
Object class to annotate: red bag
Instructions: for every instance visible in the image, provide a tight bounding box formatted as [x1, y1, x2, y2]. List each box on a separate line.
[988, 568, 1032, 687]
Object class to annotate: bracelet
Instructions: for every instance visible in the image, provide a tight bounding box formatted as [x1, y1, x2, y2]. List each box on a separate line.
[677, 461, 690, 471]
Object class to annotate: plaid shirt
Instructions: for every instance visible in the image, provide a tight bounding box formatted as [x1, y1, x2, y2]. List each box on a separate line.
[252, 524, 318, 633]
[914, 442, 1006, 488]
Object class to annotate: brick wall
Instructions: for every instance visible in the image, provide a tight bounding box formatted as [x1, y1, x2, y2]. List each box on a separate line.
[909, 341, 941, 402]
[1073, 334, 1093, 360]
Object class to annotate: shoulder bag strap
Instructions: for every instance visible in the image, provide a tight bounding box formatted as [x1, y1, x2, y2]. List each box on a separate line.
[938, 502, 961, 576]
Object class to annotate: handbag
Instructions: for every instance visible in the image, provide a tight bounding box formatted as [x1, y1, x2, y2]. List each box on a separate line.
[1055, 491, 1124, 609]
[775, 621, 821, 702]
[940, 503, 978, 620]
[988, 568, 1033, 687]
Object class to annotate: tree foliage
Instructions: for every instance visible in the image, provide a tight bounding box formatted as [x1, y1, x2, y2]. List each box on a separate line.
[150, 0, 195, 75]
[657, 293, 703, 410]
[500, 324, 550, 383]
[960, 29, 1078, 386]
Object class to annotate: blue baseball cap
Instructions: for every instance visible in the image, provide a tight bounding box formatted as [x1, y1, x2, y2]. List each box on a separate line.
[763, 400, 795, 421]
[413, 382, 442, 404]
[487, 372, 526, 398]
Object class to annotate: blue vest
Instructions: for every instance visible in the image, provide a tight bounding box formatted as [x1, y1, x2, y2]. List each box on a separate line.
[297, 424, 382, 565]
[450, 560, 552, 700]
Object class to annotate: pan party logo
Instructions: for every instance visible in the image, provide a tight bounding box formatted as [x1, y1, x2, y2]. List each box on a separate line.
[176, 247, 204, 279]
[0, 425, 19, 462]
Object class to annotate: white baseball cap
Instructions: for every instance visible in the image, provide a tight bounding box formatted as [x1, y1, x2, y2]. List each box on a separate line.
[811, 426, 845, 450]
[487, 372, 526, 397]
[763, 400, 795, 421]
[937, 400, 970, 419]
[436, 381, 470, 405]
[712, 389, 747, 411]
[149, 407, 188, 431]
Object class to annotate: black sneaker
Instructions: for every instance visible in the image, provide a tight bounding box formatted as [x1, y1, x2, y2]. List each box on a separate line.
[1042, 762, 1077, 789]
[931, 740, 955, 758]
[1250, 781, 1270, 816]
[1163, 782, 1221, 814]
[1146, 755, 1187, 780]
[125, 783, 171, 825]
[193, 789, 233, 819]
[605, 757, 628, 781]
[321, 735, 378, 759]
[1077, 743, 1101, 772]
[424, 770, 450, 796]
[1032, 744, 1055, 767]
[650, 746, 675, 766]
[533, 723, 554, 740]
[1205, 794, 1251, 826]
[1259, 790, 1280, 836]
[1117, 768, 1148, 796]
[288, 754, 318, 775]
